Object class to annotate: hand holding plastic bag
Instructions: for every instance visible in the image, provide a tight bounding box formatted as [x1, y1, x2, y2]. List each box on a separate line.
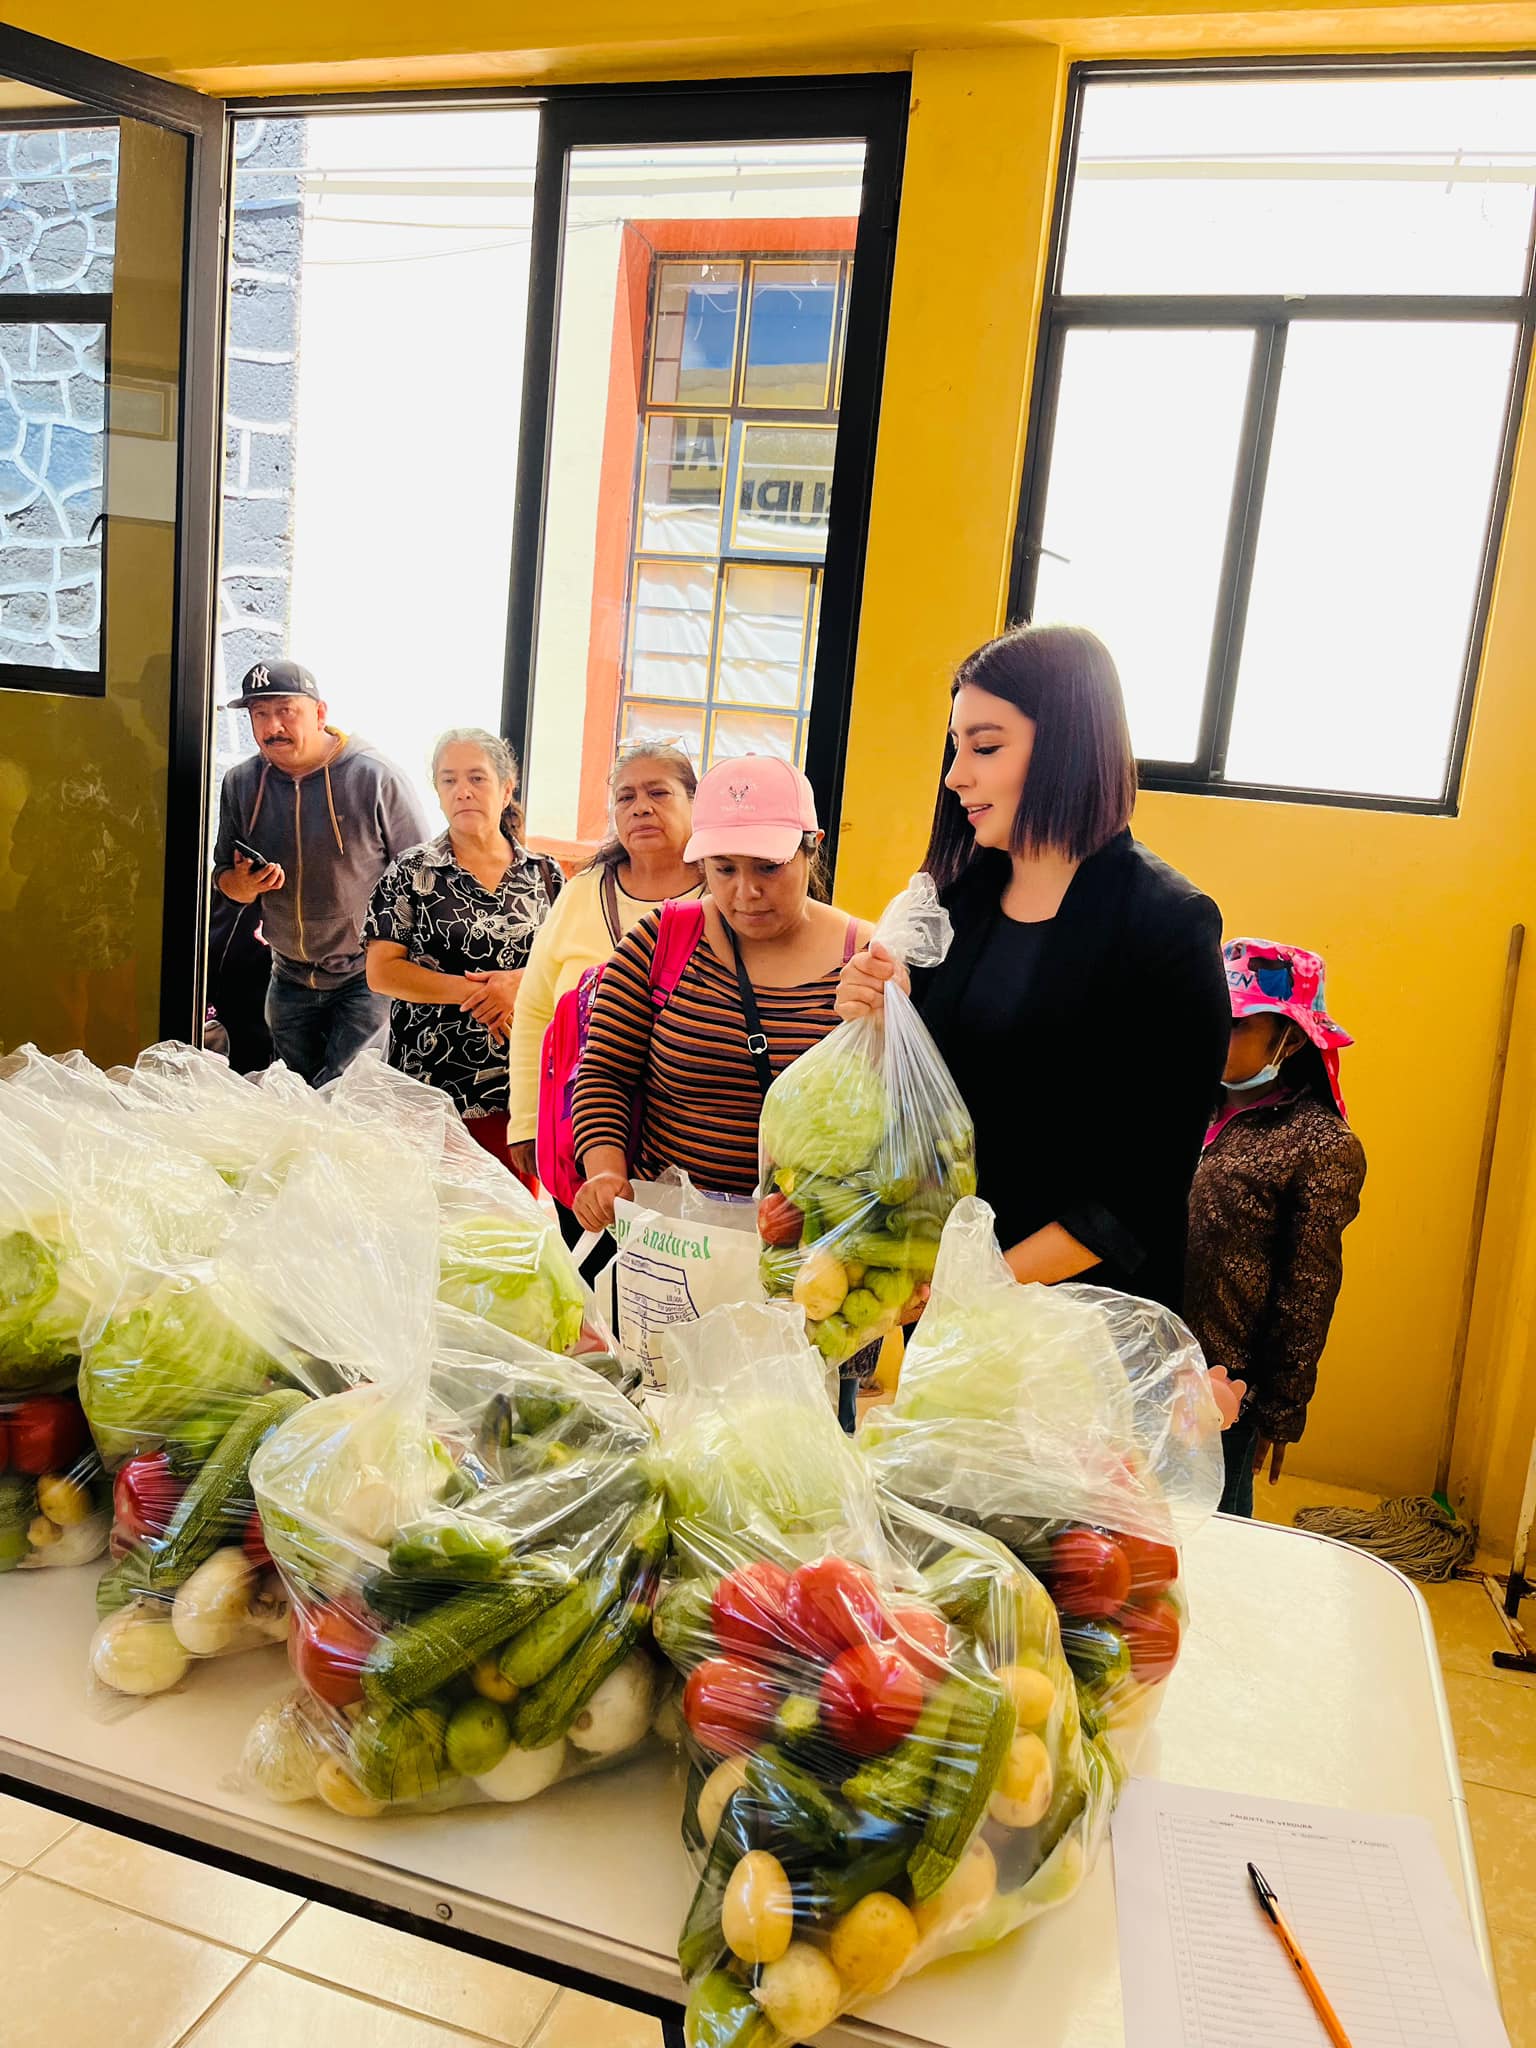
[863, 1198, 1224, 1773]
[756, 878, 975, 1371]
[655, 1303, 1098, 2047]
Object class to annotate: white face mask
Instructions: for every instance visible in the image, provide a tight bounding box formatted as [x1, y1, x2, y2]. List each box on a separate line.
[1227, 1022, 1297, 1094]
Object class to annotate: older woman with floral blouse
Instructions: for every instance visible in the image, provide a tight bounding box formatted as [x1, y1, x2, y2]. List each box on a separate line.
[364, 727, 561, 1183]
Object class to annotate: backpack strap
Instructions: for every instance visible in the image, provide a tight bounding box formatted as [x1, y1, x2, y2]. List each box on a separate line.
[843, 917, 860, 964]
[649, 899, 706, 1007]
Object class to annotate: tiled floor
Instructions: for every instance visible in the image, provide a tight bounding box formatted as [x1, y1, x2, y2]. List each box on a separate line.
[3, 1481, 1532, 2046]
[1255, 1472, 1536, 2047]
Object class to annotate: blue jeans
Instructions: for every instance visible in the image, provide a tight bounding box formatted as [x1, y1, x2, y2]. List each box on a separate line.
[1220, 1409, 1259, 1518]
[264, 971, 389, 1087]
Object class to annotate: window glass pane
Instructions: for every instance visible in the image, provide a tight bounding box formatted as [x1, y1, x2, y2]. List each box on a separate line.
[628, 558, 716, 700]
[649, 261, 742, 406]
[0, 320, 105, 671]
[1064, 74, 1536, 296]
[741, 260, 839, 408]
[733, 421, 836, 554]
[638, 411, 726, 553]
[709, 705, 801, 764]
[622, 697, 704, 762]
[524, 139, 865, 846]
[1225, 321, 1517, 799]
[0, 123, 116, 291]
[218, 110, 538, 817]
[717, 561, 812, 706]
[1032, 327, 1254, 762]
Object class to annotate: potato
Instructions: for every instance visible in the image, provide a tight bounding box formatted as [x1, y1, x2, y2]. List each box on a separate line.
[989, 1730, 1053, 1828]
[998, 1663, 1056, 1729]
[722, 1850, 794, 1965]
[792, 1249, 849, 1323]
[697, 1756, 750, 1847]
[754, 1941, 843, 2039]
[314, 1757, 385, 1819]
[36, 1474, 92, 1526]
[912, 1835, 997, 1942]
[828, 1890, 918, 1994]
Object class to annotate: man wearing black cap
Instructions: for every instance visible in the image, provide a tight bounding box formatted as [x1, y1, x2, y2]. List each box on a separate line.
[212, 658, 431, 1085]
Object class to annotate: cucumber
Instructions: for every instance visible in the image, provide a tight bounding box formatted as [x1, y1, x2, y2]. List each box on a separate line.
[678, 1788, 754, 1977]
[365, 1565, 571, 1706]
[147, 1388, 307, 1591]
[745, 1746, 848, 1856]
[506, 1587, 652, 1749]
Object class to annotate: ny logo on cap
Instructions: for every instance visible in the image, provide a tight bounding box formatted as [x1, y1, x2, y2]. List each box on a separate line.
[249, 664, 272, 691]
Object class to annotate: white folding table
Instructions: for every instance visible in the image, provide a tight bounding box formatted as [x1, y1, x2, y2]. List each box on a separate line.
[0, 1516, 1494, 2047]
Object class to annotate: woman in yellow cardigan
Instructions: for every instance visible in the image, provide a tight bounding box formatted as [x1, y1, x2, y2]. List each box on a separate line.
[506, 742, 702, 1186]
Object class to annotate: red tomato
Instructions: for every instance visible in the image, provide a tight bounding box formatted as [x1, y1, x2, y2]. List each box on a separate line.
[1119, 1532, 1178, 1599]
[292, 1601, 379, 1709]
[1120, 1596, 1183, 1684]
[242, 1515, 273, 1570]
[785, 1558, 892, 1659]
[1046, 1529, 1133, 1621]
[890, 1604, 950, 1679]
[820, 1642, 923, 1756]
[682, 1655, 781, 1757]
[112, 1450, 186, 1546]
[756, 1193, 804, 1247]
[711, 1561, 793, 1662]
[9, 1394, 88, 1477]
[0, 1418, 10, 1473]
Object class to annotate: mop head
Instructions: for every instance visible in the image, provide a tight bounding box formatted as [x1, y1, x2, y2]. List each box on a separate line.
[1292, 1495, 1477, 1580]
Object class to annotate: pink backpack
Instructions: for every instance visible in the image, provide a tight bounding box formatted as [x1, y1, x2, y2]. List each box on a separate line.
[536, 894, 706, 1209]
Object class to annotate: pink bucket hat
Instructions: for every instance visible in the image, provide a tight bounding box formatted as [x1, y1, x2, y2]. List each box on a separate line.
[1223, 937, 1353, 1119]
[683, 754, 819, 864]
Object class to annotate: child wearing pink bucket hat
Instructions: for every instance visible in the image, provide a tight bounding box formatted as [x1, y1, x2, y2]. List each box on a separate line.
[1185, 939, 1367, 1517]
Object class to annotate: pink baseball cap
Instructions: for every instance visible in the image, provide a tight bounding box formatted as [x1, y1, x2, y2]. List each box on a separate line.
[683, 754, 819, 863]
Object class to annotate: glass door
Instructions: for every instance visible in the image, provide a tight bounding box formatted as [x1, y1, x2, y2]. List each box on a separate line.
[0, 24, 223, 1060]
[506, 81, 905, 863]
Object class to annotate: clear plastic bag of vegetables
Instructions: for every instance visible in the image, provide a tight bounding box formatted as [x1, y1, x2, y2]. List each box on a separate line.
[108, 1041, 323, 1194]
[328, 1056, 608, 1361]
[78, 1124, 372, 1703]
[242, 1143, 666, 1819]
[654, 1302, 1105, 2048]
[755, 877, 974, 1373]
[1, 1387, 111, 1572]
[862, 1197, 1225, 1775]
[0, 1091, 95, 1395]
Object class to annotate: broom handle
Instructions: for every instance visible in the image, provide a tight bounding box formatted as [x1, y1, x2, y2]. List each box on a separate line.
[1436, 922, 1525, 1498]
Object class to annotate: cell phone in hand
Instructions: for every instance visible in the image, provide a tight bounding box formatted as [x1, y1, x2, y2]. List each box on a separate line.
[233, 838, 274, 870]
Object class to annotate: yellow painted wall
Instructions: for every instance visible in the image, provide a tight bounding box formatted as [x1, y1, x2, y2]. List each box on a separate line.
[19, 0, 1536, 1546]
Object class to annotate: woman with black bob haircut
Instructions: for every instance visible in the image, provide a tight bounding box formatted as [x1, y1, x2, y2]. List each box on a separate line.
[838, 622, 1230, 1312]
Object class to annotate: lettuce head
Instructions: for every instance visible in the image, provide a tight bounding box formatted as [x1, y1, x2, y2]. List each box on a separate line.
[761, 1037, 888, 1180]
[437, 1215, 586, 1357]
[82, 1280, 282, 1465]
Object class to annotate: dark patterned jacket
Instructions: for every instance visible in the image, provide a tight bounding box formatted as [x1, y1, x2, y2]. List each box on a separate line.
[1185, 1094, 1366, 1445]
[363, 832, 560, 1118]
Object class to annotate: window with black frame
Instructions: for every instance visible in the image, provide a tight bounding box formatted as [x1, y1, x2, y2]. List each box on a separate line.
[1013, 66, 1536, 810]
[0, 117, 114, 694]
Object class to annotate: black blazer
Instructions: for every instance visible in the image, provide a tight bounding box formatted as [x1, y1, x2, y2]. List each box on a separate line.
[913, 831, 1228, 1313]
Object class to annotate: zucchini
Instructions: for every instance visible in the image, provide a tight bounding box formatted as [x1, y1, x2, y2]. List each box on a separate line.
[365, 1564, 570, 1706]
[351, 1694, 454, 1803]
[745, 1745, 848, 1857]
[147, 1388, 307, 1591]
[844, 1676, 960, 1825]
[678, 1787, 754, 1977]
[652, 1577, 715, 1665]
[506, 1587, 652, 1749]
[807, 1829, 915, 1920]
[499, 1498, 664, 1689]
[907, 1673, 1016, 1900]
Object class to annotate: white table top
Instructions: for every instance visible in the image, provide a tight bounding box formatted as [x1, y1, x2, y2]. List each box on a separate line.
[0, 1516, 1491, 2047]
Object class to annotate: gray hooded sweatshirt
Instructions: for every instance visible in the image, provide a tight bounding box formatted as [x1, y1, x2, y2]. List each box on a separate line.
[212, 732, 432, 990]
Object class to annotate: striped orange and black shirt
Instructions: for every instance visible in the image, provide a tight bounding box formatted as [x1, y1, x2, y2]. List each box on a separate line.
[571, 910, 855, 1195]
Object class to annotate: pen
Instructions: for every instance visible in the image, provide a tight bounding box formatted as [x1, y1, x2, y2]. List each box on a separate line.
[1247, 1862, 1353, 2048]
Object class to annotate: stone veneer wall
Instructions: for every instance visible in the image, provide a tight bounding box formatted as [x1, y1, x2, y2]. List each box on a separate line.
[216, 118, 306, 781]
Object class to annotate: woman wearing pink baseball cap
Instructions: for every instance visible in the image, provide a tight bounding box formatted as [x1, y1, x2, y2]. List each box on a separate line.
[570, 752, 874, 1239]
[1185, 938, 1367, 1515]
